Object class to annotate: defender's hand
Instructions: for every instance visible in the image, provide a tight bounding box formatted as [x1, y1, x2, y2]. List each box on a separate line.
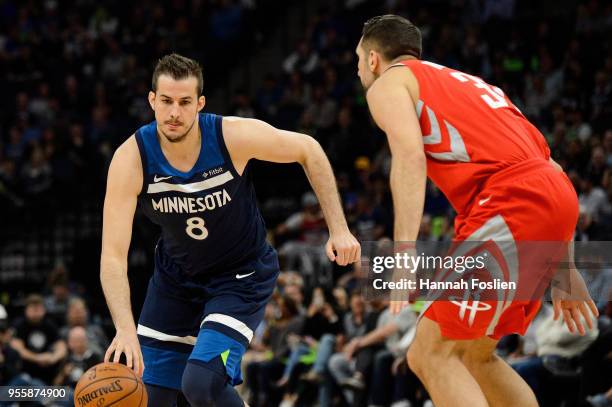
[552, 268, 599, 335]
[105, 329, 144, 377]
[326, 231, 361, 266]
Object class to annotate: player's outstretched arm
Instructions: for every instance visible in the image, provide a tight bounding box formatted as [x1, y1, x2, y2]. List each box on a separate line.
[367, 69, 427, 313]
[100, 135, 144, 376]
[223, 117, 360, 266]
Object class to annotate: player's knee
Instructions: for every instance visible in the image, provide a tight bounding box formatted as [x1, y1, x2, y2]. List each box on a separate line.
[181, 360, 225, 407]
[461, 349, 497, 369]
[407, 336, 449, 374]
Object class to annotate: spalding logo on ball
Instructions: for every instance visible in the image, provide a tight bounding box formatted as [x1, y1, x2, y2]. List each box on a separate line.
[74, 362, 147, 407]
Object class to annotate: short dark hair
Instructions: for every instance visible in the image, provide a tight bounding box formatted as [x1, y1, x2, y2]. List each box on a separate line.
[362, 15, 422, 60]
[25, 294, 44, 307]
[152, 53, 204, 95]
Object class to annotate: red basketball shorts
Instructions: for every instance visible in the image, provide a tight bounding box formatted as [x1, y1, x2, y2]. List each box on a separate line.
[423, 159, 579, 340]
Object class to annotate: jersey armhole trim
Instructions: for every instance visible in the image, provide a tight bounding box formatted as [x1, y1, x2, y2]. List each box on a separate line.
[215, 115, 241, 179]
[134, 130, 148, 196]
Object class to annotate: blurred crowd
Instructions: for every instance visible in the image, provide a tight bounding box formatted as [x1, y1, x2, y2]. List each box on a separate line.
[1, 0, 612, 406]
[0, 267, 109, 403]
[1, 267, 610, 407]
[0, 0, 279, 235]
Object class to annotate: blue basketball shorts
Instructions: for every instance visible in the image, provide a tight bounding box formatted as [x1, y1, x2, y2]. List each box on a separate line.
[137, 244, 279, 390]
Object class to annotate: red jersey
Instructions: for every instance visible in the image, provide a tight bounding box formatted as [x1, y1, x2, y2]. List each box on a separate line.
[398, 60, 551, 215]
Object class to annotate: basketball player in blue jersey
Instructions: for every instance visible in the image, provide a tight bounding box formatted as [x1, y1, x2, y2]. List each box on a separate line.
[100, 54, 360, 407]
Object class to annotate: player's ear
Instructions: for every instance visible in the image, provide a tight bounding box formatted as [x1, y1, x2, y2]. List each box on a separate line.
[368, 50, 378, 73]
[197, 95, 206, 112]
[148, 91, 156, 110]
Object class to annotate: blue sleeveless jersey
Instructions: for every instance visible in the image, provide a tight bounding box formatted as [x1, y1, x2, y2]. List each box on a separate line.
[134, 113, 269, 277]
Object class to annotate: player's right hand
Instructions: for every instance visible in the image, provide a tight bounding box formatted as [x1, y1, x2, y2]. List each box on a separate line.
[325, 231, 361, 266]
[105, 329, 144, 377]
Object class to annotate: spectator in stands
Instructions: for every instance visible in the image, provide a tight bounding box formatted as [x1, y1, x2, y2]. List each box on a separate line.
[276, 192, 331, 285]
[5, 126, 26, 162]
[255, 74, 283, 122]
[579, 320, 612, 406]
[246, 295, 304, 407]
[332, 286, 350, 314]
[53, 326, 101, 388]
[503, 306, 550, 361]
[231, 88, 256, 119]
[10, 294, 67, 384]
[277, 271, 306, 315]
[210, 0, 244, 43]
[603, 131, 612, 167]
[44, 266, 77, 326]
[276, 287, 342, 406]
[511, 304, 598, 404]
[0, 157, 22, 211]
[20, 145, 52, 199]
[238, 301, 279, 400]
[0, 305, 21, 386]
[59, 297, 109, 357]
[575, 205, 607, 241]
[336, 251, 369, 296]
[328, 305, 416, 406]
[587, 146, 610, 188]
[590, 71, 612, 129]
[579, 255, 612, 314]
[304, 292, 369, 407]
[283, 40, 319, 75]
[524, 74, 553, 125]
[283, 284, 306, 315]
[326, 107, 371, 173]
[352, 193, 388, 242]
[304, 86, 338, 131]
[579, 175, 610, 222]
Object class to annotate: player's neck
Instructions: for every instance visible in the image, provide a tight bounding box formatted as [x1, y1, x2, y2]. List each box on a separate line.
[381, 55, 418, 72]
[158, 120, 201, 166]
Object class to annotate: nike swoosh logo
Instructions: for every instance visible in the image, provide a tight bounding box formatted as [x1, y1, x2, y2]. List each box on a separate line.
[236, 271, 256, 279]
[154, 175, 173, 182]
[478, 196, 492, 206]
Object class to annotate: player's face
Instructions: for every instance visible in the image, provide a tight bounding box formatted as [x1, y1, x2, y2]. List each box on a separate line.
[149, 75, 205, 143]
[356, 39, 376, 90]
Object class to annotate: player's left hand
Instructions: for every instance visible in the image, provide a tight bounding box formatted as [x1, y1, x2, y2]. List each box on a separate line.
[552, 267, 599, 335]
[326, 231, 361, 266]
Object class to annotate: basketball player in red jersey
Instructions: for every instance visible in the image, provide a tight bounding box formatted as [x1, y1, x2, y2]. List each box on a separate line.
[356, 15, 599, 406]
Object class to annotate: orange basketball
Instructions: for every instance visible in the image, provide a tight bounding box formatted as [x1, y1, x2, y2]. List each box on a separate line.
[74, 362, 147, 407]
